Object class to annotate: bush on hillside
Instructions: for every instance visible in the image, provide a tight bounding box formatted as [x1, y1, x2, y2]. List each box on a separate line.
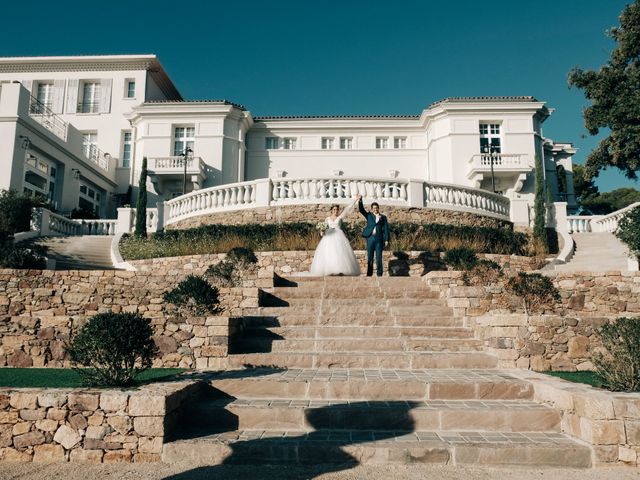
[164, 275, 220, 314]
[206, 247, 258, 287]
[616, 206, 640, 258]
[443, 247, 478, 270]
[462, 259, 504, 287]
[505, 272, 560, 315]
[592, 317, 640, 392]
[119, 222, 530, 260]
[66, 312, 157, 387]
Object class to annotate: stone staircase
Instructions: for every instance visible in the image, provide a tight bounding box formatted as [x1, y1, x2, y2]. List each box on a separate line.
[30, 235, 116, 270]
[555, 233, 630, 272]
[162, 276, 592, 468]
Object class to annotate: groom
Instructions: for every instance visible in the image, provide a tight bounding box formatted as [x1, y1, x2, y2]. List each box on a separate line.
[357, 194, 389, 276]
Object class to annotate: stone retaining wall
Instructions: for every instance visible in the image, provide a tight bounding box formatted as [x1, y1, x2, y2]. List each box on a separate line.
[425, 271, 640, 371]
[169, 204, 511, 230]
[0, 269, 258, 370]
[130, 251, 541, 278]
[0, 379, 200, 463]
[511, 370, 640, 466]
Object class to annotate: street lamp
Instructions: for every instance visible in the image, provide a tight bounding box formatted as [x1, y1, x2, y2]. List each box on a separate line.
[483, 144, 497, 193]
[181, 147, 193, 195]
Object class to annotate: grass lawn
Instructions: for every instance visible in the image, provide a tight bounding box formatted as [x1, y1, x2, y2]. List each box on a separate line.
[0, 368, 186, 389]
[544, 370, 605, 388]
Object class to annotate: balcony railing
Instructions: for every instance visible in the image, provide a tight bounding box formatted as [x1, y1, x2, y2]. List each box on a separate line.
[148, 156, 206, 174]
[77, 101, 100, 114]
[28, 96, 68, 140]
[82, 143, 109, 171]
[468, 153, 530, 171]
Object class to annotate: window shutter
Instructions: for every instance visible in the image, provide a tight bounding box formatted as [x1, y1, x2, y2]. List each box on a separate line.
[53, 80, 65, 114]
[21, 80, 33, 93]
[100, 79, 112, 113]
[66, 79, 79, 113]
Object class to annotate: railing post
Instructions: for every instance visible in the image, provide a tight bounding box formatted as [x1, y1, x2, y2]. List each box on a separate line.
[39, 209, 53, 236]
[116, 208, 134, 234]
[407, 180, 424, 208]
[156, 202, 169, 232]
[255, 178, 272, 207]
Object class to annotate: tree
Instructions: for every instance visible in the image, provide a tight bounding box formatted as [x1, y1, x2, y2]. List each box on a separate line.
[533, 156, 547, 251]
[572, 164, 599, 203]
[583, 187, 640, 214]
[568, 1, 640, 180]
[134, 157, 148, 238]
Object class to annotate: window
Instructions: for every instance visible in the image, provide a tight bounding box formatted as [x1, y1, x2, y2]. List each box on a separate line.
[376, 137, 388, 149]
[265, 137, 279, 149]
[394, 137, 407, 149]
[36, 82, 54, 109]
[340, 137, 353, 150]
[78, 182, 103, 216]
[479, 123, 502, 153]
[173, 126, 195, 156]
[283, 137, 297, 150]
[122, 131, 132, 168]
[321, 137, 334, 150]
[126, 80, 136, 98]
[82, 132, 98, 159]
[23, 153, 57, 205]
[79, 82, 101, 113]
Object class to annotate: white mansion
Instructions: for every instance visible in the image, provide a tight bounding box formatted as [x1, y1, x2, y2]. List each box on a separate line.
[0, 54, 577, 229]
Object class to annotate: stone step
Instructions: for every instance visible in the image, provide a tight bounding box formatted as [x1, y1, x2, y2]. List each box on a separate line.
[241, 326, 475, 339]
[242, 313, 463, 328]
[268, 287, 440, 300]
[259, 297, 446, 308]
[227, 352, 498, 369]
[187, 398, 561, 433]
[206, 369, 533, 401]
[231, 337, 483, 354]
[162, 429, 592, 467]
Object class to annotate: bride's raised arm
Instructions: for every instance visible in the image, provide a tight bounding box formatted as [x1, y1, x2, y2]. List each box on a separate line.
[337, 197, 359, 220]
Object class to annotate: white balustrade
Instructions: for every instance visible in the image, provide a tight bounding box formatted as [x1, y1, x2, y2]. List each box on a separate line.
[424, 183, 510, 219]
[567, 202, 640, 233]
[166, 180, 261, 224]
[591, 202, 640, 233]
[469, 153, 529, 169]
[270, 177, 409, 204]
[36, 209, 117, 236]
[148, 156, 204, 173]
[161, 177, 512, 226]
[78, 220, 117, 235]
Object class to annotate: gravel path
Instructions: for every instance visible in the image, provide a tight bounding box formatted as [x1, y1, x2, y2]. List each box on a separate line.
[1, 464, 639, 480]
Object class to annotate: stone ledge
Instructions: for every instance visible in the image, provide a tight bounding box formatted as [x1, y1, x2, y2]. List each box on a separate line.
[508, 369, 640, 466]
[0, 378, 201, 464]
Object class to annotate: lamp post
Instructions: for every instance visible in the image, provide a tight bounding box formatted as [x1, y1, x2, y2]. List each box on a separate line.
[483, 144, 497, 193]
[181, 147, 193, 195]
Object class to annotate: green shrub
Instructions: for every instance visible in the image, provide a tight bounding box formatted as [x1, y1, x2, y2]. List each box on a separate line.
[227, 246, 258, 265]
[120, 221, 530, 260]
[616, 206, 640, 258]
[592, 317, 640, 392]
[0, 189, 44, 234]
[462, 259, 503, 286]
[206, 247, 258, 287]
[505, 272, 560, 314]
[533, 156, 547, 253]
[0, 241, 46, 269]
[65, 312, 157, 387]
[444, 247, 478, 270]
[164, 275, 220, 314]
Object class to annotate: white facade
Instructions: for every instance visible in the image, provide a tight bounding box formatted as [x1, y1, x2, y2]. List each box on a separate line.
[0, 54, 577, 225]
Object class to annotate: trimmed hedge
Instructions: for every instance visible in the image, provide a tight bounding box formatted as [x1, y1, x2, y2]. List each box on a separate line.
[120, 221, 530, 260]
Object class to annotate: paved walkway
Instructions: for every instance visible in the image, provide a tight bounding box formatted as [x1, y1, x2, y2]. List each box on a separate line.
[1, 463, 639, 480]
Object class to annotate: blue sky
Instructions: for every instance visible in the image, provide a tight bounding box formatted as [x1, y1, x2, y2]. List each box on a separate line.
[2, 0, 637, 192]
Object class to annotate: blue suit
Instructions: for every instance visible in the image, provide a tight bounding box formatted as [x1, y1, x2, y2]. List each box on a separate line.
[358, 199, 389, 276]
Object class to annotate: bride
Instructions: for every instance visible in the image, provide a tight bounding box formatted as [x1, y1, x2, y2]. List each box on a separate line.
[310, 198, 361, 276]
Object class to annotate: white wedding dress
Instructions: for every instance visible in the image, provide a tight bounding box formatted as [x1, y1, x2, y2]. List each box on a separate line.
[310, 201, 361, 276]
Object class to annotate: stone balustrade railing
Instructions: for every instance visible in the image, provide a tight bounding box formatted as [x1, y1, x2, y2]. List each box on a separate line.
[157, 177, 511, 228]
[469, 153, 528, 169]
[567, 202, 640, 233]
[148, 156, 205, 172]
[39, 210, 117, 236]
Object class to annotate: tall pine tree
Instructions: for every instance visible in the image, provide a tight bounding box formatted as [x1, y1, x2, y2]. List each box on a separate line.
[533, 155, 547, 252]
[569, 0, 640, 179]
[134, 157, 148, 238]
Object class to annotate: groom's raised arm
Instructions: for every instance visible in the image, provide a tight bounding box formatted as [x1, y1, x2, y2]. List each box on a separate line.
[358, 197, 368, 219]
